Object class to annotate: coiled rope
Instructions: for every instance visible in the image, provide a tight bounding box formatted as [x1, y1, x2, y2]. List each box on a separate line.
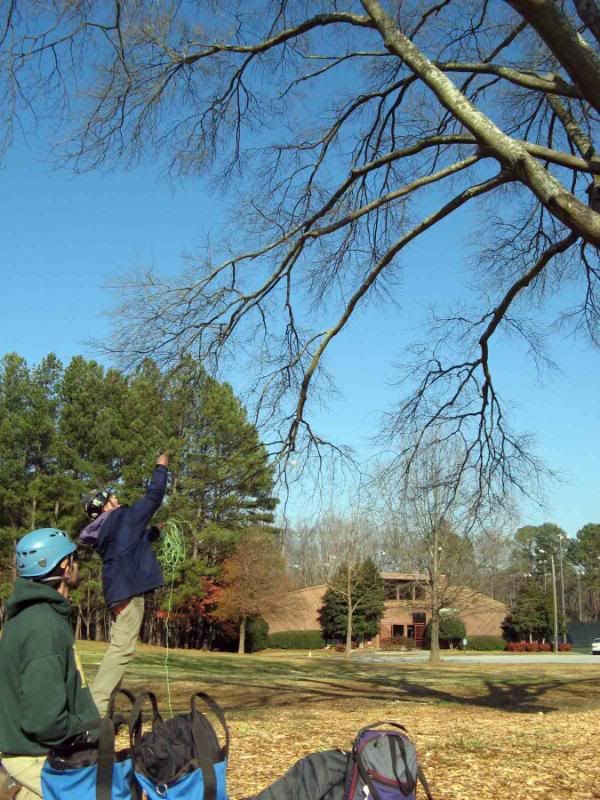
[157, 517, 187, 716]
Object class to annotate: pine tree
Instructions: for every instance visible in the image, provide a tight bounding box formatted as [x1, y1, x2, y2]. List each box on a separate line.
[504, 580, 553, 642]
[318, 558, 385, 646]
[0, 351, 278, 649]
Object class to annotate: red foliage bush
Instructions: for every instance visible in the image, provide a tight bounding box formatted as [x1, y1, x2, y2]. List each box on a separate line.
[505, 640, 569, 653]
[505, 642, 525, 651]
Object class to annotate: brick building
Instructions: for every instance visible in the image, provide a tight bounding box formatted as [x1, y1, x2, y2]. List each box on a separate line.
[264, 572, 507, 647]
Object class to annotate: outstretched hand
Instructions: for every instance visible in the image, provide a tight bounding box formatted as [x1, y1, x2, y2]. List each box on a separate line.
[157, 451, 169, 467]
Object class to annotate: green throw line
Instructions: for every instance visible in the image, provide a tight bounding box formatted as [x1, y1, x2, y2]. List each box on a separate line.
[157, 517, 187, 716]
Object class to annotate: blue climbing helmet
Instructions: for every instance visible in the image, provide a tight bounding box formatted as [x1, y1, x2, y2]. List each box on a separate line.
[15, 528, 77, 579]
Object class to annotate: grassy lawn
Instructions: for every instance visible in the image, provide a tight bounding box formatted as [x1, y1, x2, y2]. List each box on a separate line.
[79, 642, 600, 800]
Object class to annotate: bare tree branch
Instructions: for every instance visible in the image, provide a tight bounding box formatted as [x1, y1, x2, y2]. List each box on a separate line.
[506, 0, 600, 111]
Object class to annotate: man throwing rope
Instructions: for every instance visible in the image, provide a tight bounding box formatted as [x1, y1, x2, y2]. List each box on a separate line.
[79, 453, 169, 715]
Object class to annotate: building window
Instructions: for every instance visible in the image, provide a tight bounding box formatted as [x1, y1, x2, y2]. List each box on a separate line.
[412, 612, 426, 624]
[407, 625, 415, 639]
[392, 624, 405, 638]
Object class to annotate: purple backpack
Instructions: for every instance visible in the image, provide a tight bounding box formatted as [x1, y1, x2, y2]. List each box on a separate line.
[343, 722, 434, 800]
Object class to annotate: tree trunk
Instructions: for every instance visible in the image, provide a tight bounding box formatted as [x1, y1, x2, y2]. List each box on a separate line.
[238, 616, 246, 654]
[345, 569, 353, 659]
[551, 556, 559, 654]
[94, 607, 104, 641]
[429, 531, 441, 665]
[30, 496, 37, 530]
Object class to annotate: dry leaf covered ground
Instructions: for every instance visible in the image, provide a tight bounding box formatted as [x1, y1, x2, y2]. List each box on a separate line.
[79, 643, 600, 800]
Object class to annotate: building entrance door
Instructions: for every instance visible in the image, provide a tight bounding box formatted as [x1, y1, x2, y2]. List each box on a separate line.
[412, 612, 426, 647]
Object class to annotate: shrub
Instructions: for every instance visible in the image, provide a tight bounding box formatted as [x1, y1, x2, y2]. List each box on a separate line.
[439, 615, 466, 643]
[505, 641, 527, 652]
[424, 616, 466, 648]
[380, 636, 416, 651]
[267, 630, 325, 649]
[246, 616, 269, 652]
[465, 636, 505, 651]
[504, 640, 570, 653]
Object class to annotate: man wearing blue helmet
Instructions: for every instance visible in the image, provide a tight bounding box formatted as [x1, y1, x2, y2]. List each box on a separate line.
[0, 528, 99, 799]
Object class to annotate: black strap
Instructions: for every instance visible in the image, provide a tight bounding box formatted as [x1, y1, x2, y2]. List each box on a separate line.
[388, 735, 417, 796]
[191, 691, 230, 758]
[353, 721, 409, 749]
[129, 690, 163, 758]
[191, 723, 218, 800]
[107, 687, 137, 718]
[417, 765, 435, 800]
[190, 692, 229, 800]
[95, 716, 116, 800]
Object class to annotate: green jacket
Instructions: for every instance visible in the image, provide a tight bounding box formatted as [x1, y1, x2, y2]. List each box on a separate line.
[0, 578, 99, 755]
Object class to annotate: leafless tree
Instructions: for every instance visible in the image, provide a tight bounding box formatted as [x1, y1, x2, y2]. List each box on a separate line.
[472, 526, 517, 603]
[293, 511, 377, 656]
[2, 0, 599, 505]
[375, 439, 491, 663]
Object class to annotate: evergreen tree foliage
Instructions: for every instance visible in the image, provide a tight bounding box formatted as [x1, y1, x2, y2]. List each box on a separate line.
[0, 351, 277, 647]
[318, 558, 385, 644]
[502, 580, 553, 642]
[437, 615, 466, 646]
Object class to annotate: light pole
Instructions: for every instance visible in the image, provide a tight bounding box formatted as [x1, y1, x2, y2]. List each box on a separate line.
[538, 548, 559, 654]
[577, 566, 585, 622]
[557, 533, 567, 643]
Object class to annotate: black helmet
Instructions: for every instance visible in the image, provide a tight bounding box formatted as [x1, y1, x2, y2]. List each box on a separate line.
[82, 489, 111, 520]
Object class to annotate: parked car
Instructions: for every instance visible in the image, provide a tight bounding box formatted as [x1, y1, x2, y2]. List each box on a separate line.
[592, 638, 600, 655]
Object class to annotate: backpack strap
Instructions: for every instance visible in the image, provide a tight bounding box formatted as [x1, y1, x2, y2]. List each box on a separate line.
[353, 721, 409, 745]
[129, 691, 163, 758]
[191, 691, 230, 759]
[416, 766, 435, 800]
[95, 716, 116, 800]
[189, 692, 230, 800]
[107, 687, 137, 719]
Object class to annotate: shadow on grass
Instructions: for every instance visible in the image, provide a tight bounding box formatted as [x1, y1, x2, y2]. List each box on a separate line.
[80, 644, 600, 716]
[114, 669, 600, 716]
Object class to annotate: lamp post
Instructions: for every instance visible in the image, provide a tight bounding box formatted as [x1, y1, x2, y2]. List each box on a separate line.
[576, 566, 583, 622]
[557, 533, 567, 643]
[537, 548, 559, 654]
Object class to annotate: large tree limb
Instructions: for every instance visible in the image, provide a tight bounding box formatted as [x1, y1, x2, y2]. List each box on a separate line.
[505, 0, 600, 112]
[573, 0, 600, 45]
[436, 61, 581, 98]
[362, 0, 600, 246]
[176, 13, 374, 66]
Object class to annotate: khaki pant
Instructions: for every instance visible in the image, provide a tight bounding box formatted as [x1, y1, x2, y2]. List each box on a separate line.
[91, 596, 145, 715]
[1, 755, 45, 799]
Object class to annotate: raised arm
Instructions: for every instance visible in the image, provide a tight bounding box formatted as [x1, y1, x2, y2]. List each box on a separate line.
[128, 453, 169, 528]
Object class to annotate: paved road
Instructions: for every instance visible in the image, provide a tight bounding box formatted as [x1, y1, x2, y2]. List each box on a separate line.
[354, 651, 600, 665]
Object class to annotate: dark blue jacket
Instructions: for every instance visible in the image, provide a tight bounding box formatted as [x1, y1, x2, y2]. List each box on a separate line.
[95, 465, 167, 607]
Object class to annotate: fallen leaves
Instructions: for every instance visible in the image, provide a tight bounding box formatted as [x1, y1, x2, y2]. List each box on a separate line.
[226, 696, 600, 799]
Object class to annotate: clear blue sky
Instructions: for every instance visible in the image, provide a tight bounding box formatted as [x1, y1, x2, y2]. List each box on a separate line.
[2, 135, 599, 538]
